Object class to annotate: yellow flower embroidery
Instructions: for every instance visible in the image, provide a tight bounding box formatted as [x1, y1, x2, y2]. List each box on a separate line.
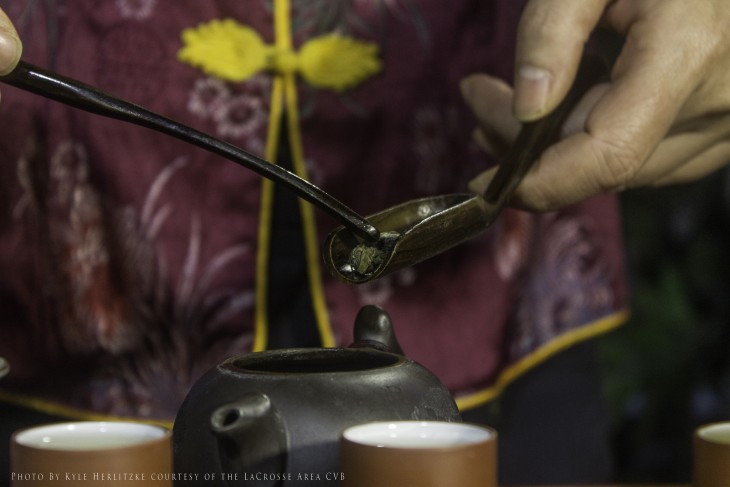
[178, 19, 382, 92]
[297, 34, 381, 91]
[179, 19, 269, 82]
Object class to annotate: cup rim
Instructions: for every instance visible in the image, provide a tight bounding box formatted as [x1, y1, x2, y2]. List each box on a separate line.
[696, 421, 730, 445]
[12, 421, 171, 453]
[341, 420, 496, 450]
[0, 357, 8, 379]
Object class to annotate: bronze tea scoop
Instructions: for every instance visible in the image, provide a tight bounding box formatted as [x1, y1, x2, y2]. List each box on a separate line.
[0, 61, 379, 242]
[324, 55, 607, 283]
[2, 56, 604, 285]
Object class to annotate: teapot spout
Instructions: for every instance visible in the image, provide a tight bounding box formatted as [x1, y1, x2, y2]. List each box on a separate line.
[350, 305, 403, 355]
[210, 392, 287, 484]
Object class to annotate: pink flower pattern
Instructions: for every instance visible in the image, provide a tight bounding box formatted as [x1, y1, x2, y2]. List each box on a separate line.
[186, 74, 270, 154]
[115, 0, 157, 20]
[12, 143, 255, 418]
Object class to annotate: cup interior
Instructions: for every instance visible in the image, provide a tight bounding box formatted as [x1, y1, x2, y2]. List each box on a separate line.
[698, 422, 730, 445]
[229, 348, 401, 374]
[343, 421, 493, 449]
[14, 421, 168, 451]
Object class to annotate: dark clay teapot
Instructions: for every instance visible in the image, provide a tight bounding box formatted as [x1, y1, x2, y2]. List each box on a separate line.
[172, 305, 460, 486]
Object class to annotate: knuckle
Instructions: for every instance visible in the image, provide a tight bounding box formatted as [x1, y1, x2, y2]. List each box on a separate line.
[519, 7, 555, 37]
[518, 0, 600, 51]
[589, 135, 644, 191]
[517, 4, 569, 52]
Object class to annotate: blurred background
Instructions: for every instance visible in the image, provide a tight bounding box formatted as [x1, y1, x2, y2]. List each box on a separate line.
[599, 166, 730, 483]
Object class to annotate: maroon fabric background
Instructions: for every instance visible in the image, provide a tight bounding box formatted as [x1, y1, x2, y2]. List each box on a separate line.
[0, 0, 626, 420]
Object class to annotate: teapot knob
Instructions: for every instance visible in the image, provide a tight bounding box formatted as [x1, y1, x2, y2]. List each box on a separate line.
[350, 305, 403, 355]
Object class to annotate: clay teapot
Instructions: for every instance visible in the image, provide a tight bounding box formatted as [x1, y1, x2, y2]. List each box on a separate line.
[172, 305, 460, 486]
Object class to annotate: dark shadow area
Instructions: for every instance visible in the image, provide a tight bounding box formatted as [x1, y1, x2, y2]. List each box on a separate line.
[600, 167, 730, 482]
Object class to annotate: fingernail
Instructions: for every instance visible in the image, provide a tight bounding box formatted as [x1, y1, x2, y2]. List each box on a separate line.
[0, 6, 22, 76]
[0, 29, 22, 75]
[514, 65, 551, 121]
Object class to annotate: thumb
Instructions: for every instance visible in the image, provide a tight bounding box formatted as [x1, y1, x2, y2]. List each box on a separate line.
[0, 8, 22, 76]
[513, 0, 608, 121]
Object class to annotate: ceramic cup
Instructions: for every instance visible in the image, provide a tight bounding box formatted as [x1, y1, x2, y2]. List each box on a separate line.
[0, 357, 8, 379]
[694, 421, 730, 487]
[340, 420, 497, 487]
[10, 421, 172, 486]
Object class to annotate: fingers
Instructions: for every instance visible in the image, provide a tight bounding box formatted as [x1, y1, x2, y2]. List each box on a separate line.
[512, 100, 729, 211]
[514, 0, 609, 121]
[506, 132, 609, 211]
[462, 77, 610, 198]
[468, 166, 498, 195]
[644, 116, 730, 185]
[460, 74, 520, 155]
[559, 83, 609, 138]
[512, 0, 723, 210]
[460, 75, 516, 194]
[468, 0, 730, 210]
[0, 8, 22, 76]
[654, 141, 730, 186]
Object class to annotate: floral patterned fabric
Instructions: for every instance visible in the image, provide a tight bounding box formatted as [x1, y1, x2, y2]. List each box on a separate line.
[0, 0, 627, 421]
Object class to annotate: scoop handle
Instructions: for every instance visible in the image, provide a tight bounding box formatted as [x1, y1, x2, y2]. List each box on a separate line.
[0, 60, 379, 242]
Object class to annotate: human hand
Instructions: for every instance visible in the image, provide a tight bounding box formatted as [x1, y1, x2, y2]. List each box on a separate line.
[462, 0, 730, 212]
[0, 7, 22, 99]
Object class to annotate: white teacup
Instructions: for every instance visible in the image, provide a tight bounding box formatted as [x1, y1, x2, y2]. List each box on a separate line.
[340, 421, 497, 487]
[0, 357, 8, 379]
[694, 421, 730, 487]
[10, 421, 172, 486]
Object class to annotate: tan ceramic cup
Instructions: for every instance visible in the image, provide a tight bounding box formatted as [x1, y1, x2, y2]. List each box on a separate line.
[0, 357, 8, 379]
[694, 421, 730, 487]
[10, 421, 172, 486]
[340, 420, 497, 487]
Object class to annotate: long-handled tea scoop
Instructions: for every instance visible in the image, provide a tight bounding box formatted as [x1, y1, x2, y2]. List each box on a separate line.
[0, 61, 379, 242]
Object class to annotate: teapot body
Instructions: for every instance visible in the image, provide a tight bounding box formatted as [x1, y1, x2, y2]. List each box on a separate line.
[172, 347, 460, 486]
